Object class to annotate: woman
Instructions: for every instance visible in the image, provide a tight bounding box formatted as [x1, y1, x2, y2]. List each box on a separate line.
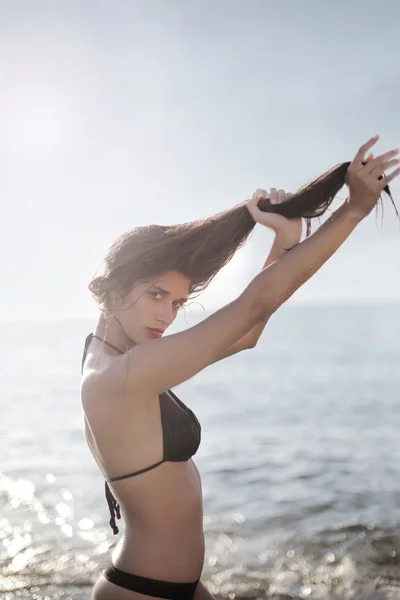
[81, 135, 399, 600]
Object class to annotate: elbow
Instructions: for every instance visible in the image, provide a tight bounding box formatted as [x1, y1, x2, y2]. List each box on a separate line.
[255, 304, 276, 325]
[252, 291, 279, 324]
[240, 285, 276, 330]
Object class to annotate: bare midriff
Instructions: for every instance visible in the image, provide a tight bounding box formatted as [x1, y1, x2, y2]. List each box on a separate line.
[110, 459, 205, 582]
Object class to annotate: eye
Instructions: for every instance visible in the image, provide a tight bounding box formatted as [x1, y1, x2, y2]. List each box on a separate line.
[174, 300, 185, 309]
[149, 291, 162, 301]
[149, 291, 185, 310]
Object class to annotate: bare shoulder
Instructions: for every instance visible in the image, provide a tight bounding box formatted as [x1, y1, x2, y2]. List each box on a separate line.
[80, 363, 154, 437]
[80, 359, 133, 410]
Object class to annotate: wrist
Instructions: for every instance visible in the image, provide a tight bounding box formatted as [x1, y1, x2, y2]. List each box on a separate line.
[335, 200, 365, 225]
[283, 243, 300, 252]
[273, 234, 300, 252]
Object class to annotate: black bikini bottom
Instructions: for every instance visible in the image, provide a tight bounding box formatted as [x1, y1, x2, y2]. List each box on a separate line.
[103, 564, 200, 600]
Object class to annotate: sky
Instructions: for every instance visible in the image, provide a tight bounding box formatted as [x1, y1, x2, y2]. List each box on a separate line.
[1, 0, 400, 322]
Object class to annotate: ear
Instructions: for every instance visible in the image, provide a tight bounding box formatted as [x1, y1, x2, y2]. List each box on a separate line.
[107, 289, 124, 310]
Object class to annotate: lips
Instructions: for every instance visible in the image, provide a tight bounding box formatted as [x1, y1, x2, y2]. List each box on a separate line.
[147, 328, 164, 335]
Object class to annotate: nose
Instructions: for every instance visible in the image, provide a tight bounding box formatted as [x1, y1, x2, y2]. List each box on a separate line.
[156, 305, 175, 327]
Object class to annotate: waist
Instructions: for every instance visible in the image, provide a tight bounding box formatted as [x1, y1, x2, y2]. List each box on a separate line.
[114, 461, 203, 526]
[113, 530, 205, 581]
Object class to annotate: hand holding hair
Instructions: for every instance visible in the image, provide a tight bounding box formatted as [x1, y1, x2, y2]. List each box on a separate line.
[246, 188, 303, 251]
[246, 135, 400, 237]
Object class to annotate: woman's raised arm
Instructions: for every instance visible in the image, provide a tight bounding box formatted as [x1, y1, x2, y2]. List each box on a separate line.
[246, 135, 400, 317]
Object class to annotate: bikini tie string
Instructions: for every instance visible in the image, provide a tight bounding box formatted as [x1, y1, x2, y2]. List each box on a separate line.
[105, 481, 121, 535]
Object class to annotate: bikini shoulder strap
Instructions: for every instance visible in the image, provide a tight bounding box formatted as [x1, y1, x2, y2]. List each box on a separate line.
[81, 333, 94, 374]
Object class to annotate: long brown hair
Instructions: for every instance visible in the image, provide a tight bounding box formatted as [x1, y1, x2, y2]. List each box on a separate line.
[89, 160, 397, 311]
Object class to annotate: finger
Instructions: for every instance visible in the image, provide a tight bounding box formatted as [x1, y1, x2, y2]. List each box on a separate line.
[269, 187, 278, 203]
[369, 157, 400, 180]
[247, 194, 265, 210]
[364, 148, 399, 175]
[384, 166, 400, 184]
[353, 135, 380, 167]
[277, 189, 286, 203]
[246, 196, 259, 208]
[253, 188, 269, 200]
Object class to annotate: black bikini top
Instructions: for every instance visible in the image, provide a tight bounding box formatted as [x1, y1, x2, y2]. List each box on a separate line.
[81, 333, 202, 535]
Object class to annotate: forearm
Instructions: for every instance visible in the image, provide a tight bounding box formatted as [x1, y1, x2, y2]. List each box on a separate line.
[263, 234, 296, 268]
[240, 235, 294, 346]
[247, 203, 361, 319]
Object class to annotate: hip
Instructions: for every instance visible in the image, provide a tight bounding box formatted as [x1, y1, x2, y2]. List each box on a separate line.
[112, 529, 205, 582]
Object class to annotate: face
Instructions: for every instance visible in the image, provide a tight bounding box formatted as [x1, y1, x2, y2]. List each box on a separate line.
[111, 271, 191, 344]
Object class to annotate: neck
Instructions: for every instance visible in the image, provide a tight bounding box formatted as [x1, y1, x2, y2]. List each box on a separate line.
[94, 312, 137, 354]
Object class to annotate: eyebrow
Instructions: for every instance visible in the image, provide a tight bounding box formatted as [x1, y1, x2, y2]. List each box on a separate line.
[150, 285, 188, 303]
